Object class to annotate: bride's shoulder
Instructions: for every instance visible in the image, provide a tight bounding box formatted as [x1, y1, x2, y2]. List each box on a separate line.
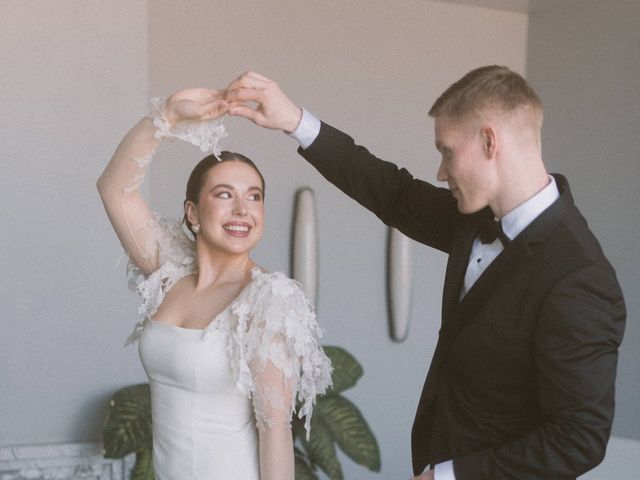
[247, 267, 307, 300]
[125, 216, 196, 338]
[229, 267, 313, 325]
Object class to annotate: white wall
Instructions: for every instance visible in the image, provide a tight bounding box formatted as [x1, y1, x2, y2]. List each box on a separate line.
[527, 0, 640, 442]
[0, 0, 148, 444]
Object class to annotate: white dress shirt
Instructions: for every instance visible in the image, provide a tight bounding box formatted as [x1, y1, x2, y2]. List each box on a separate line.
[290, 109, 561, 480]
[289, 107, 321, 149]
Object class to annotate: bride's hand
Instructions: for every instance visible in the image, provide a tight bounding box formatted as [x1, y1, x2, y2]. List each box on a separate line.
[163, 88, 228, 127]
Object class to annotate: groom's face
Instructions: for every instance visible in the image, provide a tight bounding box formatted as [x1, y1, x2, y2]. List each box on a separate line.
[434, 115, 492, 214]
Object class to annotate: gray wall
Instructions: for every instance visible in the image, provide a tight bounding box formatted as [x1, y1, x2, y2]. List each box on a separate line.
[0, 0, 149, 443]
[527, 0, 640, 441]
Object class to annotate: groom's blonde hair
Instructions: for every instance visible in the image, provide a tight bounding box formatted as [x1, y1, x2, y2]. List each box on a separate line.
[429, 65, 543, 131]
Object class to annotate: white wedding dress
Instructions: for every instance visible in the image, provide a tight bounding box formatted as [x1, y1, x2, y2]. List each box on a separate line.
[104, 105, 332, 479]
[126, 219, 333, 480]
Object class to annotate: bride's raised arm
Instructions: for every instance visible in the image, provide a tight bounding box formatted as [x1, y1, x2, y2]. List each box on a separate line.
[97, 88, 228, 275]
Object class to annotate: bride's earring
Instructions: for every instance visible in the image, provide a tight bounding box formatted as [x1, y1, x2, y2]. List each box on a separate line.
[192, 224, 201, 234]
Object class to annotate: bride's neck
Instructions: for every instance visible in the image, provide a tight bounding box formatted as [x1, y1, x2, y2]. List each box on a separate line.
[194, 247, 255, 291]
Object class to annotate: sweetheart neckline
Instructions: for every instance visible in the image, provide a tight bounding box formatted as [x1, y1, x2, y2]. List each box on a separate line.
[148, 267, 268, 331]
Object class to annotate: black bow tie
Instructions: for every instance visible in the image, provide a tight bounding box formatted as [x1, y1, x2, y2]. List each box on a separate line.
[478, 219, 510, 247]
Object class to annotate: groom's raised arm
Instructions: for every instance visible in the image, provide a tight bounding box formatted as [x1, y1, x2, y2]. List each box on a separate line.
[226, 71, 461, 253]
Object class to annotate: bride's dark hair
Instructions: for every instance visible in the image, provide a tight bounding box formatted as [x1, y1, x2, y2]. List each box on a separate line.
[183, 151, 266, 236]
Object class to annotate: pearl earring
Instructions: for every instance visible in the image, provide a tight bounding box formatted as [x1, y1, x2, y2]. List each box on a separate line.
[192, 224, 201, 234]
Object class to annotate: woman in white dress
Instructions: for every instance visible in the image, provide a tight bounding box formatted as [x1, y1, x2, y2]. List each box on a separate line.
[97, 88, 332, 480]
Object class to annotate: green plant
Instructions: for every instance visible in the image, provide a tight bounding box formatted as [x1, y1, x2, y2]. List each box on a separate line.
[103, 346, 380, 480]
[102, 383, 154, 480]
[292, 346, 380, 479]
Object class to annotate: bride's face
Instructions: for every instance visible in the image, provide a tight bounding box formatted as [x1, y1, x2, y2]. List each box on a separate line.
[189, 160, 265, 255]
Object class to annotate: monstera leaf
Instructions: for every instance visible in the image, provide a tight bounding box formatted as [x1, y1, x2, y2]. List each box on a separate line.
[103, 383, 154, 479]
[294, 447, 319, 480]
[322, 346, 363, 394]
[103, 383, 152, 458]
[293, 346, 381, 479]
[131, 447, 155, 480]
[315, 395, 380, 471]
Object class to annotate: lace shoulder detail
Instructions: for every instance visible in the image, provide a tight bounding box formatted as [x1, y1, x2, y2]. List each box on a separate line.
[125, 216, 196, 345]
[227, 268, 333, 438]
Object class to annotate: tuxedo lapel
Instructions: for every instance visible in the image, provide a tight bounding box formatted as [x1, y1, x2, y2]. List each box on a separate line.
[454, 239, 531, 331]
[414, 224, 474, 416]
[441, 227, 475, 333]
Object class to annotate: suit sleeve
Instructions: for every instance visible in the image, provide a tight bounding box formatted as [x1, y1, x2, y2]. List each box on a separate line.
[453, 263, 626, 479]
[298, 122, 462, 253]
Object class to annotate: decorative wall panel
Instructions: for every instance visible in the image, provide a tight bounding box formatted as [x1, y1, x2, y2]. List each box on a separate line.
[387, 228, 412, 342]
[292, 188, 318, 308]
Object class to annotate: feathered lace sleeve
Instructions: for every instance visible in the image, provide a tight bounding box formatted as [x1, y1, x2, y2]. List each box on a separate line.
[149, 97, 228, 155]
[125, 217, 196, 345]
[228, 270, 333, 439]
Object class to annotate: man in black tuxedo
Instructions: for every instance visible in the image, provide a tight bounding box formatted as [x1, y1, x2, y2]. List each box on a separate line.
[226, 66, 626, 479]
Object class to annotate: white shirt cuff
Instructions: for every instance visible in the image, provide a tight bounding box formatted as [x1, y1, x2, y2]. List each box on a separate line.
[434, 460, 455, 480]
[287, 108, 320, 150]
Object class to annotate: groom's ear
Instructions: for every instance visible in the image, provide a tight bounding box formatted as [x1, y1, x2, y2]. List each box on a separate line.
[481, 126, 497, 159]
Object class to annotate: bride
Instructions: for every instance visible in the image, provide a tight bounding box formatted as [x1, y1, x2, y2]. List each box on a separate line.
[97, 88, 332, 479]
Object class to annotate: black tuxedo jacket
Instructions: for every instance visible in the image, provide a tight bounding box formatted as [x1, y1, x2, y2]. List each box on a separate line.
[298, 122, 626, 479]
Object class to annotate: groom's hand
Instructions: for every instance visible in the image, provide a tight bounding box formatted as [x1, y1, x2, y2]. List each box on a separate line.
[226, 71, 302, 133]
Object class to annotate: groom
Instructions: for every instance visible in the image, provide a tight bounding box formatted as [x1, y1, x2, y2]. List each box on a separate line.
[226, 66, 626, 480]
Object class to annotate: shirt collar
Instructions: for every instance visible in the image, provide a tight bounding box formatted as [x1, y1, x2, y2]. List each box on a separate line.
[500, 175, 560, 241]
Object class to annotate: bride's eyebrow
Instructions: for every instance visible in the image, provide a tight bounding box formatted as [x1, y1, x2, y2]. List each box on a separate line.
[248, 186, 264, 194]
[210, 184, 263, 194]
[211, 184, 234, 191]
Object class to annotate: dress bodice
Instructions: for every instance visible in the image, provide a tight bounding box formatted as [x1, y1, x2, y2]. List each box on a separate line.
[139, 319, 259, 480]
